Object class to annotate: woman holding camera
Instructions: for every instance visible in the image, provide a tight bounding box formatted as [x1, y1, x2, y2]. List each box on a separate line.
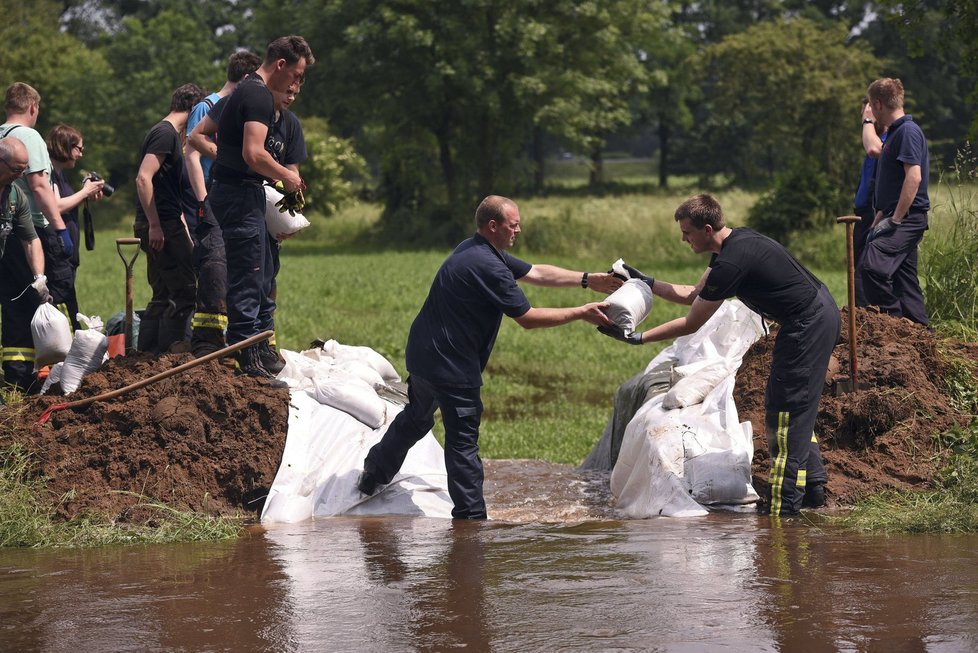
[46, 123, 104, 327]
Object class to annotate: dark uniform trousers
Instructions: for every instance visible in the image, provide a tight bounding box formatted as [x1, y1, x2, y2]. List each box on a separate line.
[260, 234, 281, 346]
[765, 285, 840, 516]
[209, 181, 275, 345]
[364, 375, 487, 519]
[190, 198, 229, 350]
[134, 219, 196, 323]
[37, 224, 77, 330]
[0, 237, 41, 392]
[852, 206, 875, 307]
[860, 211, 929, 326]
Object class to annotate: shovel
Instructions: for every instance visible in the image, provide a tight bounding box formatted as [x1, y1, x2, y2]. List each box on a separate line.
[116, 238, 141, 354]
[835, 216, 868, 395]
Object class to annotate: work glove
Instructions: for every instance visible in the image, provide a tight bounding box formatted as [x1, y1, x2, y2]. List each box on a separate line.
[598, 324, 643, 345]
[56, 228, 74, 258]
[273, 181, 305, 216]
[622, 263, 654, 291]
[32, 274, 52, 304]
[870, 216, 897, 239]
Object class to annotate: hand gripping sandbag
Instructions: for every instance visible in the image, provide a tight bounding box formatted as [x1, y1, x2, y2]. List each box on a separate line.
[603, 279, 653, 334]
[31, 302, 73, 369]
[58, 314, 109, 394]
[264, 185, 311, 240]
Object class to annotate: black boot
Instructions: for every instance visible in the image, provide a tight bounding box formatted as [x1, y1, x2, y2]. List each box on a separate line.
[258, 340, 286, 375]
[801, 483, 826, 509]
[137, 317, 161, 353]
[235, 344, 274, 378]
[158, 318, 189, 353]
[191, 327, 226, 358]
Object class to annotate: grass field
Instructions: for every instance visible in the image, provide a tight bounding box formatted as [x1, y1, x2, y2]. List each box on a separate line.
[72, 189, 859, 465]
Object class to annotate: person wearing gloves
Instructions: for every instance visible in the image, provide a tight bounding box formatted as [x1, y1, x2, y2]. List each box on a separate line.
[1, 83, 74, 328]
[599, 193, 839, 517]
[358, 195, 621, 519]
[0, 138, 49, 392]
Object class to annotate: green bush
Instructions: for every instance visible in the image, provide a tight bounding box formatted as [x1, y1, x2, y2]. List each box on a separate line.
[299, 116, 369, 216]
[747, 163, 850, 245]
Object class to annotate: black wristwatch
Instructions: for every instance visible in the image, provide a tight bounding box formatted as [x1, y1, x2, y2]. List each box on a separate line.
[863, 118, 875, 125]
[581, 272, 589, 288]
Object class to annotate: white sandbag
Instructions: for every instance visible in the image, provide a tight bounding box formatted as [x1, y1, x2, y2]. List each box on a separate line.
[309, 372, 388, 429]
[319, 339, 401, 383]
[264, 185, 311, 240]
[661, 360, 732, 410]
[336, 359, 386, 388]
[31, 302, 72, 369]
[40, 362, 63, 395]
[604, 279, 653, 333]
[59, 322, 108, 394]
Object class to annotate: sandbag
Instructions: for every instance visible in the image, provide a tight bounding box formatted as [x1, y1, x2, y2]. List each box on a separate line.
[59, 314, 108, 394]
[661, 361, 732, 410]
[604, 279, 653, 333]
[318, 339, 401, 383]
[309, 371, 389, 428]
[40, 362, 63, 394]
[31, 302, 72, 369]
[264, 185, 311, 240]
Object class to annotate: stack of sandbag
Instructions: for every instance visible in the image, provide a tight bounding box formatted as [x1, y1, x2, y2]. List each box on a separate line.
[41, 313, 109, 395]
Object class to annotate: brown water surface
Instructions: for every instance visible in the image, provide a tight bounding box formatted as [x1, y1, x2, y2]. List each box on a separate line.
[2, 461, 978, 652]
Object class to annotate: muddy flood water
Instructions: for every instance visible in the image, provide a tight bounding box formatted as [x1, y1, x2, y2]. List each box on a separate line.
[3, 461, 978, 652]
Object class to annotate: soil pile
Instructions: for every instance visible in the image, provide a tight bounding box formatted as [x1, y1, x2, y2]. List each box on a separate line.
[4, 353, 289, 521]
[736, 308, 978, 506]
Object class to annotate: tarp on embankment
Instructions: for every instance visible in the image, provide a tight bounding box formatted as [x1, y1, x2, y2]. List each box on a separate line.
[261, 345, 453, 523]
[584, 300, 765, 517]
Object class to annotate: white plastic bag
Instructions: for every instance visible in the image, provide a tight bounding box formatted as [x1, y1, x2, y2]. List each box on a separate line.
[604, 279, 653, 333]
[319, 339, 401, 383]
[264, 185, 311, 240]
[31, 302, 72, 369]
[58, 314, 108, 394]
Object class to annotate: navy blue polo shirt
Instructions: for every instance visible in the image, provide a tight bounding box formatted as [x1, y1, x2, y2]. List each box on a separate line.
[405, 233, 532, 387]
[699, 228, 821, 323]
[875, 115, 929, 216]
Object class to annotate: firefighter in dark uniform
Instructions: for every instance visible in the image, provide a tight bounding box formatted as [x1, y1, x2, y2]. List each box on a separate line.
[357, 195, 619, 519]
[0, 138, 50, 392]
[600, 193, 840, 516]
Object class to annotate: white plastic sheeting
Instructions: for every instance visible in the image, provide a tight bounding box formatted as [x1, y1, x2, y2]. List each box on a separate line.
[261, 346, 453, 524]
[610, 300, 765, 518]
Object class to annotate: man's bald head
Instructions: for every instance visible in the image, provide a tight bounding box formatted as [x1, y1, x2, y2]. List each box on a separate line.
[0, 137, 28, 184]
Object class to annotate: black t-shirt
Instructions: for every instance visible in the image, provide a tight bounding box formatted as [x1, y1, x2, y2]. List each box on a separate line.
[211, 76, 274, 185]
[405, 234, 532, 387]
[134, 121, 184, 223]
[267, 110, 306, 166]
[698, 228, 821, 323]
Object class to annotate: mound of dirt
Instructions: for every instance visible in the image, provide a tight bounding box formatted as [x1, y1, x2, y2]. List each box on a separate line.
[3, 352, 289, 521]
[736, 308, 978, 507]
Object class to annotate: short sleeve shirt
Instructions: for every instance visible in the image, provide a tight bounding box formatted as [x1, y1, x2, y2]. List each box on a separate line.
[187, 91, 221, 182]
[0, 123, 54, 228]
[698, 228, 821, 323]
[212, 76, 274, 185]
[1, 182, 37, 258]
[875, 115, 929, 216]
[405, 234, 533, 387]
[134, 121, 184, 223]
[267, 110, 306, 166]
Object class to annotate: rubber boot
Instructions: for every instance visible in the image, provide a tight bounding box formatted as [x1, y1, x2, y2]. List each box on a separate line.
[258, 340, 286, 375]
[137, 316, 161, 354]
[192, 326, 226, 358]
[235, 344, 274, 378]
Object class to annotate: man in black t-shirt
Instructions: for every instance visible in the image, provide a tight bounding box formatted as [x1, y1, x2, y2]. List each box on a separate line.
[133, 83, 204, 354]
[358, 195, 619, 519]
[600, 194, 840, 516]
[208, 35, 313, 377]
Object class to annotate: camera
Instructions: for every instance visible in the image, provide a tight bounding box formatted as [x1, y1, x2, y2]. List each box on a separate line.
[86, 171, 115, 197]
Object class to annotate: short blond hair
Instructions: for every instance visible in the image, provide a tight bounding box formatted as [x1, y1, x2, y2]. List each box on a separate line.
[867, 78, 904, 111]
[4, 82, 40, 115]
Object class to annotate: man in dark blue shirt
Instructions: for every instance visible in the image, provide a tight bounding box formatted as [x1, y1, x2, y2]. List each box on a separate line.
[359, 195, 620, 519]
[600, 194, 840, 516]
[862, 77, 929, 326]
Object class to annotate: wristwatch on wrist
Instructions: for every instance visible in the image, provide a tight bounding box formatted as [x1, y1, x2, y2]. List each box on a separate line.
[863, 118, 875, 125]
[581, 272, 589, 288]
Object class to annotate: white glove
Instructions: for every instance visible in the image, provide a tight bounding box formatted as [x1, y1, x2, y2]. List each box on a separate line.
[32, 274, 52, 303]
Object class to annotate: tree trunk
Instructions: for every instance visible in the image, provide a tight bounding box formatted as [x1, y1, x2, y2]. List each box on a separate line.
[658, 120, 670, 189]
[436, 126, 458, 210]
[532, 126, 545, 195]
[589, 149, 603, 187]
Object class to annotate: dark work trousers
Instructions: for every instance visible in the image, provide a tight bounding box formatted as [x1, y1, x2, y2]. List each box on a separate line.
[861, 211, 929, 326]
[258, 235, 281, 343]
[133, 219, 196, 322]
[852, 206, 875, 307]
[37, 224, 78, 331]
[0, 240, 41, 392]
[364, 375, 487, 519]
[190, 198, 229, 341]
[210, 181, 274, 345]
[765, 285, 840, 516]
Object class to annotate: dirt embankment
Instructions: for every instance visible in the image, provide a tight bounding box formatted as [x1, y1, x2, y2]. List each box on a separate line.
[4, 309, 977, 521]
[737, 308, 978, 506]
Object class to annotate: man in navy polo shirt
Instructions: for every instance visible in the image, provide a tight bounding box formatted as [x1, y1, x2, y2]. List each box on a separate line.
[599, 194, 840, 516]
[862, 77, 929, 326]
[358, 195, 620, 519]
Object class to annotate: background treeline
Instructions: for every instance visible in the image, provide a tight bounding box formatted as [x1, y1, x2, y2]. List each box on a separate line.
[2, 0, 976, 245]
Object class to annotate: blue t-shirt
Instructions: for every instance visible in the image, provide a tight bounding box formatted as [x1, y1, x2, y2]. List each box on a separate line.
[854, 132, 886, 211]
[405, 234, 532, 387]
[187, 92, 221, 182]
[875, 115, 929, 216]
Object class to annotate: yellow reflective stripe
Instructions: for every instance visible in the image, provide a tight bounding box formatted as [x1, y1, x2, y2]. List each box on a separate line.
[1, 347, 36, 362]
[769, 410, 790, 515]
[269, 334, 277, 346]
[796, 469, 807, 488]
[192, 313, 228, 330]
[55, 303, 71, 324]
[811, 434, 818, 443]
